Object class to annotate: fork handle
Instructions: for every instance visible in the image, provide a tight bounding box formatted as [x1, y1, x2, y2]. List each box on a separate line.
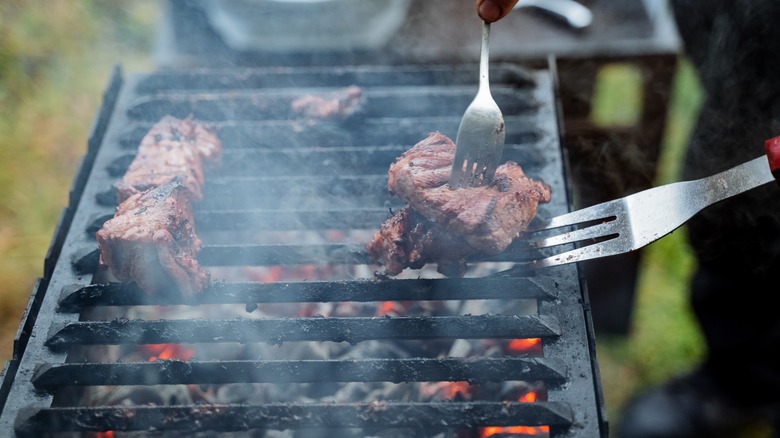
[478, 21, 492, 96]
[765, 135, 780, 182]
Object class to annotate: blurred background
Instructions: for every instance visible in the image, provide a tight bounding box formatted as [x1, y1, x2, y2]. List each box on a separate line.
[1, 0, 707, 432]
[0, 0, 157, 356]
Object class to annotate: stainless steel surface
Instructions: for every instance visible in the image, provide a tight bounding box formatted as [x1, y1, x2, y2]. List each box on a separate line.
[525, 154, 775, 268]
[449, 21, 505, 188]
[199, 0, 411, 52]
[514, 0, 593, 30]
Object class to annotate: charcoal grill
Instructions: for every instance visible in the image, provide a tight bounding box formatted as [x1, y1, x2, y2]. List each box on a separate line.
[0, 63, 607, 437]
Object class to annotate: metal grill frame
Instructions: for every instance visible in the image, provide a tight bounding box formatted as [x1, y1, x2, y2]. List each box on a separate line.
[1, 62, 607, 437]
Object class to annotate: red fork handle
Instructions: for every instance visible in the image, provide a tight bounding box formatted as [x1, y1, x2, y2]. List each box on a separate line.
[765, 135, 780, 181]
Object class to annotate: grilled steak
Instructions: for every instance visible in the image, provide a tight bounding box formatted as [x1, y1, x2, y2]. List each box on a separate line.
[115, 115, 221, 203]
[369, 132, 551, 275]
[291, 85, 363, 120]
[367, 206, 474, 277]
[96, 181, 209, 297]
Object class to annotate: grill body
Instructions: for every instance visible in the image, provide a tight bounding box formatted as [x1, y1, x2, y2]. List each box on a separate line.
[0, 64, 606, 437]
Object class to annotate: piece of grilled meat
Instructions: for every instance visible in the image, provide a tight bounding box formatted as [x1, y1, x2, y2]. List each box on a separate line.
[291, 85, 363, 120]
[115, 115, 221, 203]
[96, 181, 209, 297]
[368, 132, 551, 276]
[367, 206, 475, 277]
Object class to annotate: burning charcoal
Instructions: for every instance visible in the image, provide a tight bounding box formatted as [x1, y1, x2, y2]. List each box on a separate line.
[329, 382, 373, 403]
[499, 381, 546, 402]
[368, 133, 551, 277]
[96, 181, 210, 298]
[116, 115, 222, 202]
[291, 85, 364, 121]
[419, 381, 474, 402]
[448, 339, 473, 358]
[216, 383, 258, 404]
[339, 340, 409, 360]
[86, 385, 199, 407]
[378, 383, 420, 403]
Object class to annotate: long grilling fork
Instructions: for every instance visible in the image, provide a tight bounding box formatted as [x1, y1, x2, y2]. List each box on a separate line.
[521, 136, 780, 269]
[449, 21, 505, 188]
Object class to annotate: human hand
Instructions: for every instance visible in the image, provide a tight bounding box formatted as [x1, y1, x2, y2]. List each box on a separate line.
[476, 0, 520, 22]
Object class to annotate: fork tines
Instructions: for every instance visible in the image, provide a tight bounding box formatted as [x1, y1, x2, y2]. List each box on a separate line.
[521, 199, 629, 268]
[449, 155, 499, 188]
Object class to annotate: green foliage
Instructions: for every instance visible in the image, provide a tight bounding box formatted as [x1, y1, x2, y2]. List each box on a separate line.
[655, 59, 704, 185]
[590, 63, 645, 128]
[0, 0, 157, 359]
[595, 58, 706, 423]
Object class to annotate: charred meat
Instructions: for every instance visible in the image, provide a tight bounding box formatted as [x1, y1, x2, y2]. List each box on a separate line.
[389, 132, 551, 253]
[367, 206, 475, 277]
[100, 116, 219, 296]
[115, 115, 221, 203]
[369, 132, 551, 275]
[96, 181, 209, 298]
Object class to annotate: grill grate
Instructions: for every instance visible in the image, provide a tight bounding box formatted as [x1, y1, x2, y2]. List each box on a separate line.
[1, 64, 606, 437]
[15, 403, 576, 435]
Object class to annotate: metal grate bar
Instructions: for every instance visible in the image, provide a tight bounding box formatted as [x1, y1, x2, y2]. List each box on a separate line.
[125, 87, 537, 122]
[87, 208, 393, 233]
[57, 277, 560, 311]
[32, 357, 567, 388]
[119, 117, 541, 151]
[131, 65, 536, 94]
[44, 315, 562, 352]
[194, 208, 393, 231]
[69, 243, 539, 275]
[197, 243, 536, 266]
[104, 147, 407, 180]
[203, 174, 390, 203]
[200, 243, 371, 265]
[14, 402, 573, 436]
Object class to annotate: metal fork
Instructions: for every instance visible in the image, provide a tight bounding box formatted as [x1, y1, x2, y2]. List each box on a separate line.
[449, 21, 506, 188]
[521, 150, 779, 269]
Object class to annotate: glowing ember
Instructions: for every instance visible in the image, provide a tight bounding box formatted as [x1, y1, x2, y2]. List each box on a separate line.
[508, 338, 542, 354]
[95, 432, 114, 438]
[376, 301, 404, 316]
[141, 344, 195, 362]
[479, 425, 550, 436]
[478, 390, 549, 437]
[518, 391, 538, 403]
[245, 264, 337, 283]
[419, 381, 472, 400]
